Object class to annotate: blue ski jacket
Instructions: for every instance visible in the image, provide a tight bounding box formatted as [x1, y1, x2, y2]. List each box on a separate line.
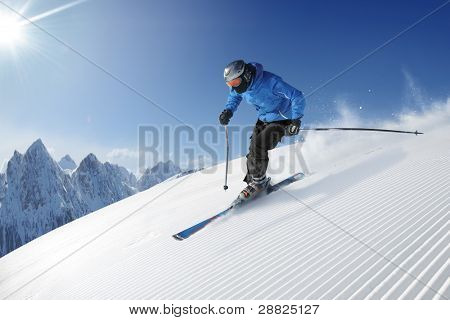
[224, 62, 305, 122]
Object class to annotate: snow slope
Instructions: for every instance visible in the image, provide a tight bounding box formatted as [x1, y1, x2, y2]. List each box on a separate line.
[0, 139, 185, 257]
[0, 104, 448, 300]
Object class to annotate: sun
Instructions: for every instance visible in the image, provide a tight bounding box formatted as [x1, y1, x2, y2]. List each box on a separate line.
[0, 14, 25, 47]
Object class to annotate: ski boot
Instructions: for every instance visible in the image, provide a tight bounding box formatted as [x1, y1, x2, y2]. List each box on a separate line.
[239, 176, 271, 201]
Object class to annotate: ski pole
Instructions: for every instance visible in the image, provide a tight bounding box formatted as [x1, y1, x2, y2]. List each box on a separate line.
[223, 125, 229, 190]
[300, 127, 423, 135]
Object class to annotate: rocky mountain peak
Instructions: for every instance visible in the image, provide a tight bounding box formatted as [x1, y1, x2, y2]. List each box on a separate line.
[77, 153, 102, 174]
[58, 155, 77, 171]
[0, 140, 189, 257]
[23, 139, 55, 171]
[137, 160, 181, 192]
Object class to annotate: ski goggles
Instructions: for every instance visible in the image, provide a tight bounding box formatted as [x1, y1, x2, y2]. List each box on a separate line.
[226, 77, 242, 87]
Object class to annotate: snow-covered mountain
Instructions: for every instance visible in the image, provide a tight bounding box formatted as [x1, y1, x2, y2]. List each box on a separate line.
[137, 160, 181, 191]
[0, 140, 192, 257]
[0, 139, 89, 257]
[58, 154, 77, 172]
[72, 154, 137, 212]
[118, 166, 137, 187]
[0, 173, 6, 207]
[0, 103, 448, 299]
[0, 141, 139, 257]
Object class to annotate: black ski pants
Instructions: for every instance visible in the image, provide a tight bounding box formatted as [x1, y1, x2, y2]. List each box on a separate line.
[244, 119, 290, 183]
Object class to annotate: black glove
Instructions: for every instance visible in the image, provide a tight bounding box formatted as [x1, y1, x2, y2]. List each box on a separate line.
[285, 118, 301, 136]
[219, 109, 233, 126]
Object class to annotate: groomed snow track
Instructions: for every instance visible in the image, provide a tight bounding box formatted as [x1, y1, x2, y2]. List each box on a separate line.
[0, 112, 448, 300]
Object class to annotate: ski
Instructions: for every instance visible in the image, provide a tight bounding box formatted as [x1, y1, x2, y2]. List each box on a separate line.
[172, 172, 305, 240]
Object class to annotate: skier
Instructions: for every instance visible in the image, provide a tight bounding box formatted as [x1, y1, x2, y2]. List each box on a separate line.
[219, 59, 305, 200]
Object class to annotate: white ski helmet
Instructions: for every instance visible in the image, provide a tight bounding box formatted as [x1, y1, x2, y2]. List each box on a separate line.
[224, 59, 246, 83]
[224, 59, 255, 93]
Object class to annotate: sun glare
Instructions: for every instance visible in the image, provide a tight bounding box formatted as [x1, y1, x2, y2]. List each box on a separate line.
[0, 15, 24, 47]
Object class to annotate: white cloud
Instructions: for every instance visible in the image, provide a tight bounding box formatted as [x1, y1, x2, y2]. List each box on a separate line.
[106, 148, 139, 160]
[105, 148, 140, 175]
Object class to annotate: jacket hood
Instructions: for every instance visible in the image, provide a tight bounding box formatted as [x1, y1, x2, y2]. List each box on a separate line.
[248, 62, 264, 91]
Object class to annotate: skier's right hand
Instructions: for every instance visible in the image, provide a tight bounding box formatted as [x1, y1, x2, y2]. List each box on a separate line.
[219, 109, 233, 125]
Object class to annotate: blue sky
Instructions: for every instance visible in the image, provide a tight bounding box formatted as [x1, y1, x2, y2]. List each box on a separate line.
[0, 0, 449, 173]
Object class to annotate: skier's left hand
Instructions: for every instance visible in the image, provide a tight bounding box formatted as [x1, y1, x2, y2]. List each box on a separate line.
[286, 119, 301, 136]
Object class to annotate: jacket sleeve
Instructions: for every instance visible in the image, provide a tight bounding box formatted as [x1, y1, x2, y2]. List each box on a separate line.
[274, 79, 306, 119]
[224, 89, 242, 113]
